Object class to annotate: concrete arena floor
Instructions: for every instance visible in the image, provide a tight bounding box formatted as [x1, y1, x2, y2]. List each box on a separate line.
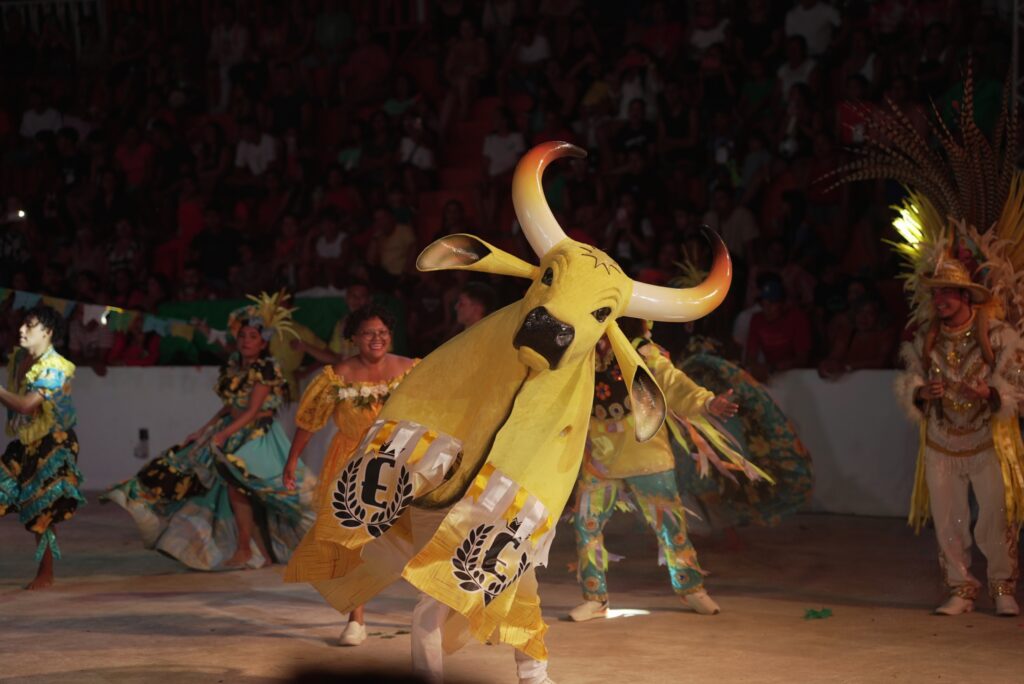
[2, 501, 1022, 684]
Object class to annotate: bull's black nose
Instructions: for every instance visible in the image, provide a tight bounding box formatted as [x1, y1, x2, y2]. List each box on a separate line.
[522, 307, 575, 346]
[514, 307, 575, 368]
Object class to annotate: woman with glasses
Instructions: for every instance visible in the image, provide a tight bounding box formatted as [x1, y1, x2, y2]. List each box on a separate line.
[282, 303, 417, 646]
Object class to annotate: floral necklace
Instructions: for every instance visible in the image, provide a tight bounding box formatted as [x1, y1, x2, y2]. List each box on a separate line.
[336, 360, 413, 410]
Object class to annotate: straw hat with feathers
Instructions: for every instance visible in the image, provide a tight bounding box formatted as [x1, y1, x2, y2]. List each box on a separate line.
[825, 59, 1024, 338]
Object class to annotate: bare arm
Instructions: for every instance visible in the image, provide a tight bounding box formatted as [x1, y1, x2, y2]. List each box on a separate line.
[0, 387, 43, 415]
[283, 426, 313, 489]
[186, 405, 231, 443]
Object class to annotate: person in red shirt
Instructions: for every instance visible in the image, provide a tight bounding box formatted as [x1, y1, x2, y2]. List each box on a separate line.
[746, 276, 812, 380]
[107, 316, 160, 367]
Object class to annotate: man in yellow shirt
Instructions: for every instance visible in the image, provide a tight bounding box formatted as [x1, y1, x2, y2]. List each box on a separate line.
[367, 207, 417, 286]
[570, 319, 738, 621]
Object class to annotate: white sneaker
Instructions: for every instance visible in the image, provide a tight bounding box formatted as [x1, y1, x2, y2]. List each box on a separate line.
[338, 621, 367, 646]
[681, 590, 720, 615]
[934, 595, 974, 615]
[995, 594, 1020, 617]
[568, 600, 608, 622]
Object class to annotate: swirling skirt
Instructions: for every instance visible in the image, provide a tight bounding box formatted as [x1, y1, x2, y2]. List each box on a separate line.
[103, 416, 316, 570]
[0, 428, 85, 536]
[676, 352, 813, 528]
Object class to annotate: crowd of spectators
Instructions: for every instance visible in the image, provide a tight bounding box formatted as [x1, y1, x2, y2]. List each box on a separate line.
[0, 0, 1014, 379]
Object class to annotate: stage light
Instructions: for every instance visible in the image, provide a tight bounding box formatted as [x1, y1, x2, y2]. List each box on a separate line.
[605, 608, 650, 619]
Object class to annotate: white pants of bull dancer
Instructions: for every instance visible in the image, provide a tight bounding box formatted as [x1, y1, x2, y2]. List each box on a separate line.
[409, 507, 551, 684]
[924, 448, 1018, 603]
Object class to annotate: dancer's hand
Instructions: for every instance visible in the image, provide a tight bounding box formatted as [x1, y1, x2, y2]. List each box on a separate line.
[961, 379, 991, 401]
[210, 431, 227, 449]
[283, 458, 297, 490]
[707, 390, 739, 418]
[918, 380, 945, 400]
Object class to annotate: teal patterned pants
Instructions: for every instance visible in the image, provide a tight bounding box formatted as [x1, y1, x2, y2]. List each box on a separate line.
[573, 469, 704, 601]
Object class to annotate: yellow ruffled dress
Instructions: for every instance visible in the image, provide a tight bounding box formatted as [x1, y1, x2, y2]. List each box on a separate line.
[295, 363, 418, 508]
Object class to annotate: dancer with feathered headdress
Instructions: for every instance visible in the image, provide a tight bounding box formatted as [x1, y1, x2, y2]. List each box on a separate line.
[830, 63, 1024, 617]
[104, 292, 316, 570]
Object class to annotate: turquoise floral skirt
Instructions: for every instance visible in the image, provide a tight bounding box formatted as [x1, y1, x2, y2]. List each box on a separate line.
[103, 415, 315, 570]
[0, 428, 86, 559]
[676, 352, 813, 528]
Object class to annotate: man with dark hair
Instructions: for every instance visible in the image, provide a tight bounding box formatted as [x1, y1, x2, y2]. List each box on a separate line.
[745, 275, 812, 380]
[896, 260, 1024, 616]
[0, 305, 84, 589]
[455, 281, 497, 330]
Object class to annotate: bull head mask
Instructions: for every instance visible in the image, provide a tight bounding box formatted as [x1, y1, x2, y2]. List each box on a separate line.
[418, 141, 731, 441]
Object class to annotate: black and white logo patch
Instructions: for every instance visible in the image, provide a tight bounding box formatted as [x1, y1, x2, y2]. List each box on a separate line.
[451, 518, 531, 605]
[332, 439, 414, 538]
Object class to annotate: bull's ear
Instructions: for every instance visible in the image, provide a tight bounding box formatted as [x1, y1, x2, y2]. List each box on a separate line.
[605, 321, 666, 442]
[417, 233, 539, 280]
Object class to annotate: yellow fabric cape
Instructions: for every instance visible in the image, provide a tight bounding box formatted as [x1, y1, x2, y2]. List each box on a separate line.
[284, 302, 592, 659]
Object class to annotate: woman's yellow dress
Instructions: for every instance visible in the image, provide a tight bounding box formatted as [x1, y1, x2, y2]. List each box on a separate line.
[294, 363, 418, 508]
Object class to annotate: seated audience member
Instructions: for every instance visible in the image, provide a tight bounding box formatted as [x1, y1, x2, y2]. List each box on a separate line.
[107, 315, 161, 367]
[366, 207, 416, 288]
[453, 281, 498, 333]
[67, 304, 113, 375]
[746, 275, 812, 381]
[232, 118, 278, 192]
[817, 297, 896, 379]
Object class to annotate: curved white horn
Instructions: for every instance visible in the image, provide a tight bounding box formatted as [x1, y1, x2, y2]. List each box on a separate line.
[512, 141, 586, 258]
[625, 227, 733, 322]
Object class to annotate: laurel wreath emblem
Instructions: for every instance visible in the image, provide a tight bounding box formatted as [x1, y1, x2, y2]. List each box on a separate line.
[451, 523, 531, 605]
[331, 457, 414, 538]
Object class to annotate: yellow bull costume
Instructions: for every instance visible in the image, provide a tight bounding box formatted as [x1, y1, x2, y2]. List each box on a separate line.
[284, 142, 732, 669]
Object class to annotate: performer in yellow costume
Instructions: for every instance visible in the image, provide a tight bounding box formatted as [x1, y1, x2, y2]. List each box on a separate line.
[283, 304, 417, 646]
[570, 317, 760, 621]
[832, 66, 1024, 616]
[285, 142, 733, 684]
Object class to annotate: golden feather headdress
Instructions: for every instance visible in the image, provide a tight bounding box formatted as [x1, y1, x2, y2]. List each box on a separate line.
[827, 61, 1024, 330]
[226, 291, 298, 342]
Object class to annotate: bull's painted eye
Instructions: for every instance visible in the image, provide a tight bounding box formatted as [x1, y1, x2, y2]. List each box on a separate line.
[541, 267, 553, 286]
[592, 307, 612, 323]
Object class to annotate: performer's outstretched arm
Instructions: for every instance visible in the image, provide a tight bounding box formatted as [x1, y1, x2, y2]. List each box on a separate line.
[283, 428, 313, 490]
[639, 344, 737, 419]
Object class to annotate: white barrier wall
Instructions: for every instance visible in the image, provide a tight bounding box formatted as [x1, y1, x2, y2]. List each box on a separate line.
[767, 370, 918, 517]
[0, 367, 335, 491]
[0, 367, 919, 517]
